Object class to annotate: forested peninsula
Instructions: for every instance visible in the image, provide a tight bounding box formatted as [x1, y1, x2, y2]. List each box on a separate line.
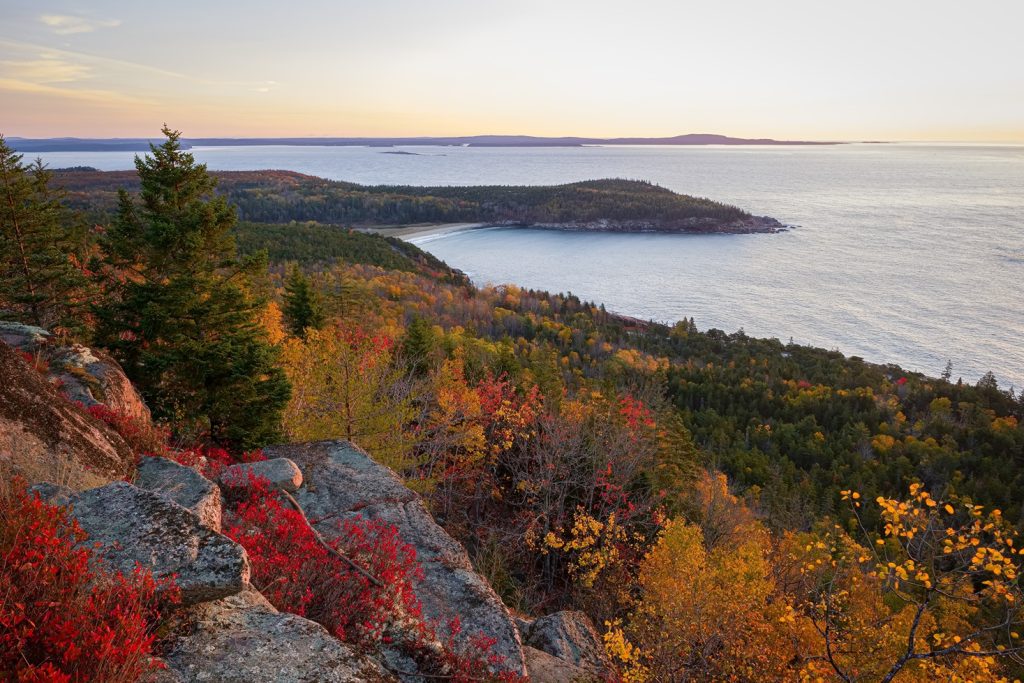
[53, 168, 785, 234]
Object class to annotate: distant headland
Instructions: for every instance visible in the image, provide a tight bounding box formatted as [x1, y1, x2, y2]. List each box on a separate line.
[52, 169, 786, 235]
[7, 133, 844, 153]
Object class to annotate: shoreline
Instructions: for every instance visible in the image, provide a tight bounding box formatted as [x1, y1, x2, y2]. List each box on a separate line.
[357, 214, 786, 242]
[358, 223, 487, 241]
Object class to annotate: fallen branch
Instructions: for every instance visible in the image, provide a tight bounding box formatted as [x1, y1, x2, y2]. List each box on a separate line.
[275, 486, 383, 588]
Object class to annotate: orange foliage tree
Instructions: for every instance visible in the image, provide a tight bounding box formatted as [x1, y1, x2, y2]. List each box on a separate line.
[604, 515, 807, 682]
[788, 486, 1024, 682]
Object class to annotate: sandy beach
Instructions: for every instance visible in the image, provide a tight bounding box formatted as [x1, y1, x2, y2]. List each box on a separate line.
[358, 222, 486, 241]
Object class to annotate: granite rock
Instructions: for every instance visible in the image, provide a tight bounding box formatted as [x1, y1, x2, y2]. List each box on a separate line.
[137, 456, 223, 531]
[65, 482, 249, 605]
[162, 589, 396, 682]
[525, 610, 610, 674]
[220, 458, 303, 493]
[263, 440, 527, 677]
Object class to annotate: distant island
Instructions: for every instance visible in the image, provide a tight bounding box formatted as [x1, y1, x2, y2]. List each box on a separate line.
[10, 132, 842, 152]
[53, 169, 785, 234]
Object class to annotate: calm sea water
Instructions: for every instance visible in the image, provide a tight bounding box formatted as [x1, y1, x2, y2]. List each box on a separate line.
[35, 143, 1024, 388]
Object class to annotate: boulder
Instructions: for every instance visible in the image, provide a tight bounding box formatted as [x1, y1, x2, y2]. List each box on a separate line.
[221, 458, 303, 493]
[514, 616, 534, 641]
[137, 456, 223, 531]
[0, 321, 49, 348]
[50, 344, 151, 424]
[525, 611, 610, 674]
[524, 646, 601, 683]
[141, 663, 184, 683]
[263, 440, 527, 677]
[64, 482, 249, 605]
[27, 482, 74, 506]
[0, 342, 133, 488]
[161, 589, 396, 682]
[0, 321, 150, 424]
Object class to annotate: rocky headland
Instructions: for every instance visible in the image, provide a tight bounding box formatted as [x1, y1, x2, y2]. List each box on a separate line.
[493, 214, 787, 234]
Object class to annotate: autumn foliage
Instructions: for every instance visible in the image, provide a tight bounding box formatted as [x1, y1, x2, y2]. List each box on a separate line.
[223, 475, 422, 647]
[222, 475, 524, 682]
[83, 403, 170, 458]
[603, 483, 1024, 682]
[280, 325, 415, 471]
[0, 479, 174, 682]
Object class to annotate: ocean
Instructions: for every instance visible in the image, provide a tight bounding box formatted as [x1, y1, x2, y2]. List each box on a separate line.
[34, 143, 1024, 389]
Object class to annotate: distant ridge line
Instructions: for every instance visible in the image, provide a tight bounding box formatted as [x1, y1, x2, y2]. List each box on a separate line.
[8, 133, 845, 153]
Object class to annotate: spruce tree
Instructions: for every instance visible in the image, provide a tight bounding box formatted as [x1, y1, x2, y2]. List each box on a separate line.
[400, 316, 437, 375]
[282, 266, 324, 338]
[0, 136, 90, 335]
[941, 360, 953, 382]
[94, 127, 290, 450]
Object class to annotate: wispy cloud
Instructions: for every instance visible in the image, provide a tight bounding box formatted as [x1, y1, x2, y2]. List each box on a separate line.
[39, 14, 121, 35]
[0, 41, 151, 107]
[0, 38, 281, 115]
[0, 40, 282, 91]
[0, 77, 153, 106]
[2, 55, 91, 83]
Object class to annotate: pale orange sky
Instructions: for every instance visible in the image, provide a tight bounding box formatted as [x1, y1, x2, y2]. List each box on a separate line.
[2, 0, 1023, 141]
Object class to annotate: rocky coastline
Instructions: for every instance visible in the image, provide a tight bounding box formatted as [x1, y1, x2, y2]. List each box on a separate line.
[494, 214, 788, 235]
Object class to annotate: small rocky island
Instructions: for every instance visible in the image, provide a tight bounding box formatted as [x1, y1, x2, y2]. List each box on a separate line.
[55, 170, 784, 235]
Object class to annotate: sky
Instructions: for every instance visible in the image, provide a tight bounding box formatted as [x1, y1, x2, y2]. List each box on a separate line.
[2, 0, 1023, 141]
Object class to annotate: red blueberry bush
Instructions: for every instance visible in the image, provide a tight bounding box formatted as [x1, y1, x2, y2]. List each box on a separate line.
[223, 474, 422, 647]
[172, 444, 264, 480]
[223, 476, 526, 682]
[81, 402, 264, 480]
[0, 479, 176, 682]
[84, 403, 170, 458]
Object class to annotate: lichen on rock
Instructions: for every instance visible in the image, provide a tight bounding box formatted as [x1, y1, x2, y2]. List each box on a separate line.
[62, 481, 249, 605]
[161, 589, 397, 682]
[137, 456, 223, 531]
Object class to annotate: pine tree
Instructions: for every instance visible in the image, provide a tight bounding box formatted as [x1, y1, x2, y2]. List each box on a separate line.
[94, 127, 290, 450]
[400, 316, 437, 375]
[282, 266, 324, 338]
[0, 136, 90, 336]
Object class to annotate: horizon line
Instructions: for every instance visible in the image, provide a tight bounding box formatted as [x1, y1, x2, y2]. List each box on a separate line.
[6, 133, 1024, 146]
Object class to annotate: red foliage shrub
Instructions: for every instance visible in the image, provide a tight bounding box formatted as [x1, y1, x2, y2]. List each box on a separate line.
[477, 374, 542, 456]
[0, 479, 177, 682]
[223, 475, 421, 647]
[173, 445, 265, 480]
[82, 403, 170, 458]
[617, 395, 656, 430]
[431, 620, 528, 683]
[223, 476, 525, 682]
[339, 325, 395, 356]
